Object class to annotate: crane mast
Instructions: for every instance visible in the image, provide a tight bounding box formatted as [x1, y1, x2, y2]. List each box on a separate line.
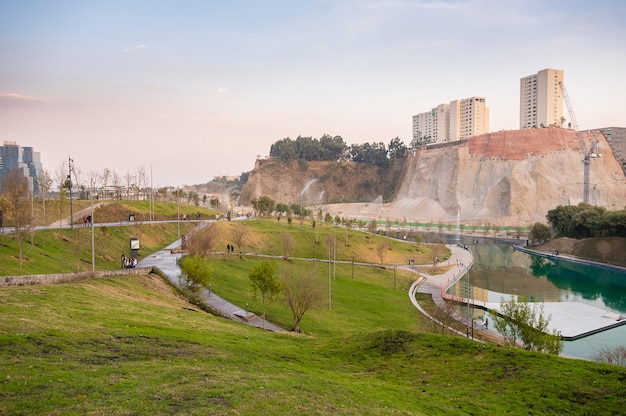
[559, 81, 598, 203]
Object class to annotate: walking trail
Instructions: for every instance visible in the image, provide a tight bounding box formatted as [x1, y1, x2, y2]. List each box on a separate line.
[137, 237, 286, 332]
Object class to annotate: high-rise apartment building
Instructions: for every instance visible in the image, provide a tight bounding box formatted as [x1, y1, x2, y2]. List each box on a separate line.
[520, 68, 564, 129]
[412, 97, 489, 145]
[596, 127, 626, 173]
[0, 141, 44, 195]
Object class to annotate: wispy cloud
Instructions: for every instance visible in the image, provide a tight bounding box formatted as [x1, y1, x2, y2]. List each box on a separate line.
[123, 44, 147, 53]
[215, 87, 230, 94]
[0, 92, 45, 107]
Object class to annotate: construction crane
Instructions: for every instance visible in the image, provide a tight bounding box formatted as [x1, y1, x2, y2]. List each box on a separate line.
[559, 81, 599, 203]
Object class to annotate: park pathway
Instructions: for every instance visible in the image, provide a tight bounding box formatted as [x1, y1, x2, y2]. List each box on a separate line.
[138, 237, 286, 332]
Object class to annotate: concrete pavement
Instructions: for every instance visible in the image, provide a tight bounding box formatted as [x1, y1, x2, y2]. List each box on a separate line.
[138, 238, 286, 332]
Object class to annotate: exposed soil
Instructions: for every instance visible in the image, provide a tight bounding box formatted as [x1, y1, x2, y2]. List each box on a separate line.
[535, 237, 626, 266]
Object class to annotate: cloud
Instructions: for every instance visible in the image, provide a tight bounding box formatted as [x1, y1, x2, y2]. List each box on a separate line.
[215, 87, 230, 94]
[0, 92, 45, 107]
[123, 44, 147, 53]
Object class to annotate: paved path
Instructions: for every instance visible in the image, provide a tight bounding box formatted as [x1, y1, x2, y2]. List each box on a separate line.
[409, 243, 501, 339]
[138, 239, 286, 332]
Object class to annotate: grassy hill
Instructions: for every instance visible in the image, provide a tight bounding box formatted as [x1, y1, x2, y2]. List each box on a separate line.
[1, 274, 625, 415]
[1, 217, 625, 414]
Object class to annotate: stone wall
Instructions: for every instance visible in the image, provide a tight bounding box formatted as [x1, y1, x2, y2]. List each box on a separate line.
[0, 267, 154, 287]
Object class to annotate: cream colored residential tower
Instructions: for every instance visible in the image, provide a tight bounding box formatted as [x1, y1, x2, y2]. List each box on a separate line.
[519, 68, 564, 129]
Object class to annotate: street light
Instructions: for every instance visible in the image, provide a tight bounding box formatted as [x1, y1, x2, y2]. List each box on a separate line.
[68, 156, 73, 229]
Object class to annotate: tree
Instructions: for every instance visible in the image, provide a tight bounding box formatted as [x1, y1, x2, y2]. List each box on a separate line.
[376, 241, 389, 266]
[252, 195, 275, 216]
[185, 225, 218, 257]
[530, 222, 551, 243]
[179, 254, 213, 294]
[491, 295, 563, 354]
[0, 169, 33, 275]
[281, 232, 294, 259]
[387, 137, 408, 160]
[249, 261, 282, 328]
[230, 222, 248, 253]
[282, 266, 323, 332]
[592, 345, 626, 367]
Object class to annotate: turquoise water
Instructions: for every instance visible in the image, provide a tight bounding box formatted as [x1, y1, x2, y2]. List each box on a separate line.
[449, 244, 626, 360]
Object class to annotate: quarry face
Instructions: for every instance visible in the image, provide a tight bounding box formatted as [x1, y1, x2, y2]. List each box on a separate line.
[241, 127, 626, 226]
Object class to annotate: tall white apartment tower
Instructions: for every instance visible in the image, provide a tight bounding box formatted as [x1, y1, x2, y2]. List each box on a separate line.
[519, 68, 564, 129]
[412, 97, 487, 144]
[449, 97, 489, 141]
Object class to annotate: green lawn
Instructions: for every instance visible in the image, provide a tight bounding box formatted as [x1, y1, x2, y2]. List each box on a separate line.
[0, 218, 625, 415]
[1, 274, 624, 415]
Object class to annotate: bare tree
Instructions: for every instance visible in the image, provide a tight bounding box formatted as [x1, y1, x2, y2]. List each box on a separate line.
[124, 172, 133, 200]
[229, 222, 248, 253]
[185, 224, 219, 257]
[111, 172, 122, 201]
[37, 169, 53, 226]
[282, 266, 323, 332]
[88, 171, 100, 199]
[592, 345, 626, 367]
[281, 232, 294, 259]
[101, 168, 111, 199]
[137, 166, 147, 200]
[376, 241, 389, 266]
[53, 161, 68, 225]
[0, 169, 33, 275]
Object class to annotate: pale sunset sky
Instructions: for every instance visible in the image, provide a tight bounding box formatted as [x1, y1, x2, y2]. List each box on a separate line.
[1, 0, 625, 186]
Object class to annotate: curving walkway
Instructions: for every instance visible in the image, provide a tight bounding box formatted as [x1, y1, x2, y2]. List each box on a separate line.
[138, 236, 286, 332]
[408, 244, 501, 339]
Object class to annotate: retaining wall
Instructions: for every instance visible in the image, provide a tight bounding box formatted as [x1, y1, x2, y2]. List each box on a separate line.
[0, 267, 153, 287]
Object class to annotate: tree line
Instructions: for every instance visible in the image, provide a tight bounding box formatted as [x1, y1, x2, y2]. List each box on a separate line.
[269, 134, 411, 167]
[546, 203, 626, 239]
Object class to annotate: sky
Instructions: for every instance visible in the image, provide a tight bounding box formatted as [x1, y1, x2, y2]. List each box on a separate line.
[1, 0, 625, 187]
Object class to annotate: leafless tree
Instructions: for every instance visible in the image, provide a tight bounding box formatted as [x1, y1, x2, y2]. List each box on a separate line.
[428, 300, 460, 335]
[281, 232, 294, 259]
[37, 169, 53, 226]
[88, 171, 100, 199]
[592, 345, 626, 367]
[137, 166, 147, 199]
[0, 169, 33, 275]
[282, 266, 323, 332]
[53, 161, 68, 225]
[376, 241, 389, 266]
[111, 171, 122, 201]
[229, 222, 248, 253]
[101, 168, 111, 199]
[124, 172, 133, 200]
[185, 224, 219, 257]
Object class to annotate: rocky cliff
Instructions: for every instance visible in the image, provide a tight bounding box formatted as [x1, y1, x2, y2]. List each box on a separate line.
[241, 127, 626, 225]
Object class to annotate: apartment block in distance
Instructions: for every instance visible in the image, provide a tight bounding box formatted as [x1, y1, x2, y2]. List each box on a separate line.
[0, 141, 44, 195]
[412, 97, 489, 145]
[596, 127, 626, 173]
[520, 68, 564, 129]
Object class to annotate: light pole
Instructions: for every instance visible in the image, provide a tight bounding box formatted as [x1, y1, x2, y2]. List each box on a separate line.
[68, 156, 73, 229]
[91, 187, 95, 272]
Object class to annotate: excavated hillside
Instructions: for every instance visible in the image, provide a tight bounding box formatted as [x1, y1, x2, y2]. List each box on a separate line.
[240, 158, 405, 206]
[241, 127, 626, 225]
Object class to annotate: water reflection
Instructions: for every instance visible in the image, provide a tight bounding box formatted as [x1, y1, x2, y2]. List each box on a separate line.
[449, 243, 626, 359]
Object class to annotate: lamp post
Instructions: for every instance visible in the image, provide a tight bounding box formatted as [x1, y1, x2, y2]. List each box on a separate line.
[68, 156, 73, 229]
[91, 187, 95, 272]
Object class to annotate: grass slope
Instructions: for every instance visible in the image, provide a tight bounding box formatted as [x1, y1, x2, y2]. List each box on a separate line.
[0, 222, 196, 275]
[1, 275, 625, 415]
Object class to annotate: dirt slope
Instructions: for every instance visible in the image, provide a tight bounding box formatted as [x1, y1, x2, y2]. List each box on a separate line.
[241, 127, 626, 225]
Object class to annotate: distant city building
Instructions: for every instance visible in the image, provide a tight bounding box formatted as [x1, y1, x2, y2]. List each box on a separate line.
[0, 141, 44, 195]
[412, 97, 489, 145]
[519, 68, 564, 129]
[595, 127, 626, 173]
